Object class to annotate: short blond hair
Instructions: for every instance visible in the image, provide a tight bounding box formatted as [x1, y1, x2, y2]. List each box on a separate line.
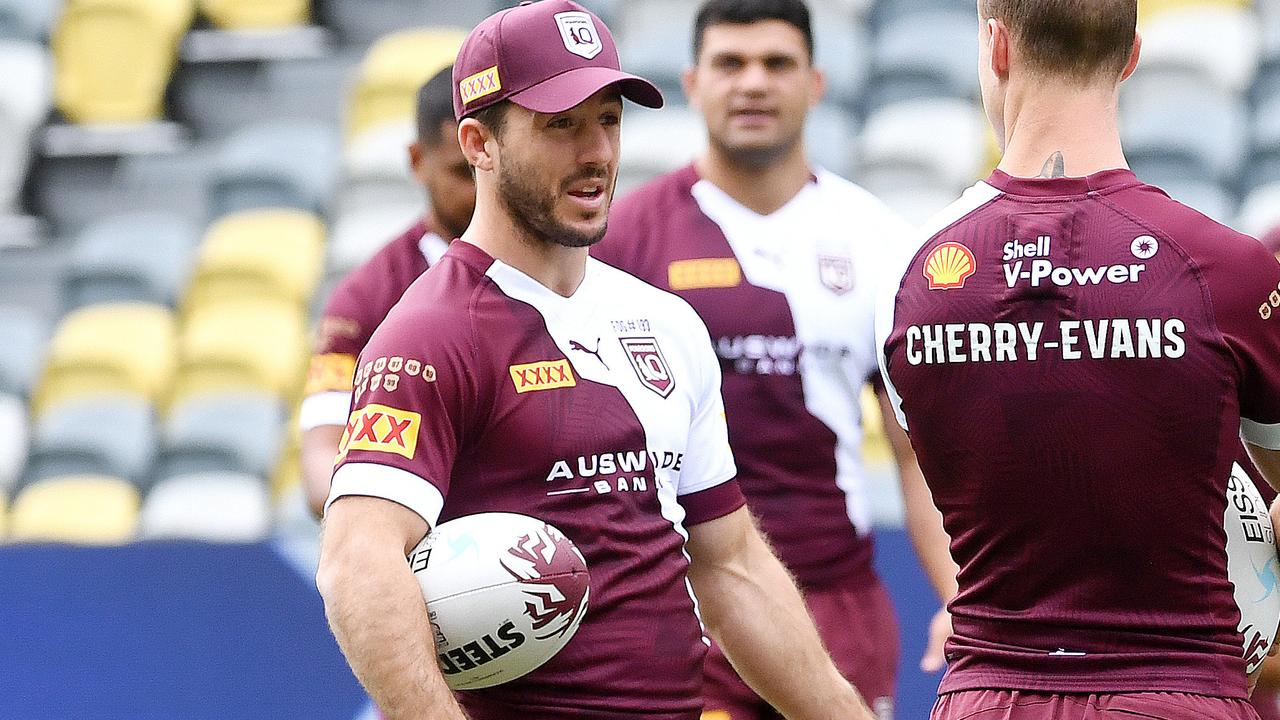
[980, 0, 1137, 83]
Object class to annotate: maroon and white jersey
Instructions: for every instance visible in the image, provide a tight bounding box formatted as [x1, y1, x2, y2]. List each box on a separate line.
[876, 169, 1280, 698]
[298, 218, 448, 430]
[594, 164, 910, 588]
[325, 240, 744, 718]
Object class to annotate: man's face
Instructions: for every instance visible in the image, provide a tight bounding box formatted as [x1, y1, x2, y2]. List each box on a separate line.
[412, 120, 476, 239]
[685, 20, 822, 168]
[491, 88, 622, 249]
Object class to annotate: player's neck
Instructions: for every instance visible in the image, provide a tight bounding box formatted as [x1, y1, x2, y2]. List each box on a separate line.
[694, 145, 811, 216]
[460, 204, 587, 298]
[995, 85, 1128, 180]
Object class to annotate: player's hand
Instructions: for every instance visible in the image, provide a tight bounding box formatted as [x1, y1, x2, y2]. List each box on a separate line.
[920, 607, 952, 673]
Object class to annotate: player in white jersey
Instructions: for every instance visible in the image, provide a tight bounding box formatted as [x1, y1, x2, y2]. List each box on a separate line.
[594, 1, 957, 716]
[315, 3, 877, 719]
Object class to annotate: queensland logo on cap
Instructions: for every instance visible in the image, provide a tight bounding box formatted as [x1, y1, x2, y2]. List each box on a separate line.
[923, 242, 977, 290]
[554, 11, 603, 59]
[460, 65, 502, 106]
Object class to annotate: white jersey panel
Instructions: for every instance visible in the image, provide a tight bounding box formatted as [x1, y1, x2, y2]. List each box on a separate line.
[690, 169, 910, 533]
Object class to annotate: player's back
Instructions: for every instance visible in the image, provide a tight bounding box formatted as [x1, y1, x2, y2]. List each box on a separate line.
[879, 169, 1280, 699]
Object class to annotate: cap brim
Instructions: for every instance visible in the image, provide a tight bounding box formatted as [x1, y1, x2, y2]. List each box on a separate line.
[508, 66, 664, 114]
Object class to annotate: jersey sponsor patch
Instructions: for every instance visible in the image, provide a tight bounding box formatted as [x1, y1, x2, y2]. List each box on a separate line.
[459, 65, 501, 106]
[818, 255, 854, 295]
[923, 242, 976, 290]
[338, 403, 421, 460]
[305, 352, 357, 395]
[621, 337, 675, 398]
[509, 359, 576, 393]
[667, 258, 741, 290]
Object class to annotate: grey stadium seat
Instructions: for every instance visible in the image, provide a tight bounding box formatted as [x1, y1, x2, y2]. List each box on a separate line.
[0, 392, 28, 491]
[25, 394, 156, 486]
[805, 104, 859, 178]
[208, 120, 340, 219]
[864, 8, 977, 111]
[0, 39, 51, 214]
[0, 0, 61, 40]
[156, 391, 285, 481]
[140, 471, 272, 542]
[867, 0, 974, 28]
[63, 211, 200, 310]
[813, 7, 871, 107]
[617, 0, 698, 93]
[317, 0, 500, 45]
[1121, 83, 1246, 187]
[0, 304, 49, 396]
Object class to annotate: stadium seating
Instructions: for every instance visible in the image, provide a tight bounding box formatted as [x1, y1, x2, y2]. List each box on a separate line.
[338, 119, 422, 219]
[199, 0, 310, 30]
[616, 0, 698, 93]
[617, 103, 706, 192]
[208, 121, 341, 218]
[9, 474, 139, 544]
[33, 303, 177, 414]
[0, 392, 28, 491]
[867, 0, 974, 27]
[157, 391, 285, 479]
[140, 471, 272, 541]
[0, 0, 62, 40]
[174, 298, 308, 401]
[0, 305, 49, 396]
[806, 104, 860, 178]
[185, 208, 325, 312]
[1238, 182, 1280, 237]
[813, 6, 871, 107]
[25, 394, 156, 485]
[318, 0, 492, 46]
[52, 0, 195, 123]
[64, 212, 200, 310]
[859, 97, 987, 191]
[327, 204, 423, 277]
[1121, 81, 1247, 186]
[0, 40, 51, 214]
[865, 8, 977, 111]
[1139, 2, 1259, 92]
[346, 27, 466, 139]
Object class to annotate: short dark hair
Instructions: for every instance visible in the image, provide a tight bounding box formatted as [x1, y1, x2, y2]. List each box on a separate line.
[470, 100, 510, 140]
[979, 0, 1136, 82]
[416, 65, 458, 146]
[692, 0, 814, 61]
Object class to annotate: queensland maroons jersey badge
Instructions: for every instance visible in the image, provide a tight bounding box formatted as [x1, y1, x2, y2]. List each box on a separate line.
[554, 11, 602, 59]
[818, 255, 855, 295]
[620, 336, 675, 398]
[923, 242, 977, 290]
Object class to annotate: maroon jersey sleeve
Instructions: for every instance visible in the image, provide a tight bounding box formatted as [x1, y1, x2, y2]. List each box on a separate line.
[1208, 237, 1280, 447]
[324, 294, 483, 528]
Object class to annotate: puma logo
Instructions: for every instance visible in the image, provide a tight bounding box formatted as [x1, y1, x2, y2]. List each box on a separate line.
[569, 338, 608, 369]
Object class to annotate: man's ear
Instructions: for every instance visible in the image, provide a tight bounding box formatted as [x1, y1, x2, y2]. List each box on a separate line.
[1120, 31, 1142, 82]
[989, 18, 1011, 81]
[458, 118, 495, 173]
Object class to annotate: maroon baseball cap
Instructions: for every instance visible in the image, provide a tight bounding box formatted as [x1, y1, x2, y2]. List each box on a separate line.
[452, 0, 663, 120]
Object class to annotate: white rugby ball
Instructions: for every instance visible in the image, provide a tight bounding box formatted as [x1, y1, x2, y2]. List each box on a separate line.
[1225, 462, 1280, 674]
[407, 512, 590, 690]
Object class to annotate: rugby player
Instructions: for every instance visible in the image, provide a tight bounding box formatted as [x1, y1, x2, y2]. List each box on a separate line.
[316, 2, 875, 719]
[594, 1, 957, 717]
[299, 65, 475, 516]
[876, 0, 1280, 717]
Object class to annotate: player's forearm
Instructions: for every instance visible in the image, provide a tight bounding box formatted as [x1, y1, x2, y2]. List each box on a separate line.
[900, 461, 959, 603]
[301, 425, 345, 518]
[317, 528, 467, 720]
[689, 531, 875, 720]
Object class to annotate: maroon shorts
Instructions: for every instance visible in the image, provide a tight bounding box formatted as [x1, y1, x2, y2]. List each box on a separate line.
[932, 690, 1260, 720]
[701, 575, 899, 720]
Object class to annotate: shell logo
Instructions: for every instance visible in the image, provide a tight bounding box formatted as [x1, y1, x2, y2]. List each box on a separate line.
[923, 242, 977, 290]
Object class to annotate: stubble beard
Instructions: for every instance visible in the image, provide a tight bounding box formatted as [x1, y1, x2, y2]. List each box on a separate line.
[497, 153, 611, 249]
[712, 125, 804, 171]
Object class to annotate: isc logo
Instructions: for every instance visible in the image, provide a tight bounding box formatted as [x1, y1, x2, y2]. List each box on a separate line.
[509, 359, 576, 393]
[338, 404, 421, 460]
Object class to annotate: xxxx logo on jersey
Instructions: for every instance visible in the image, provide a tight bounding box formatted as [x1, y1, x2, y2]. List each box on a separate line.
[338, 404, 421, 461]
[510, 359, 576, 393]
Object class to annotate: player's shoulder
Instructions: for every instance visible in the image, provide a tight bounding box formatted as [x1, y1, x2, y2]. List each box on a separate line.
[329, 222, 428, 302]
[365, 240, 494, 351]
[1118, 181, 1263, 262]
[812, 168, 902, 222]
[591, 258, 707, 329]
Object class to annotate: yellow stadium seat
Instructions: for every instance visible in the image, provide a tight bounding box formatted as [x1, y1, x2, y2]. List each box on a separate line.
[347, 27, 466, 138]
[33, 303, 177, 416]
[52, 0, 195, 123]
[199, 0, 308, 29]
[185, 209, 325, 313]
[1139, 0, 1249, 22]
[0, 491, 7, 539]
[174, 298, 308, 402]
[10, 475, 139, 544]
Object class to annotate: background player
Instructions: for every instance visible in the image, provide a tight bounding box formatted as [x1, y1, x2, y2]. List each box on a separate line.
[593, 1, 957, 716]
[877, 0, 1280, 717]
[317, 2, 876, 718]
[299, 65, 475, 516]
